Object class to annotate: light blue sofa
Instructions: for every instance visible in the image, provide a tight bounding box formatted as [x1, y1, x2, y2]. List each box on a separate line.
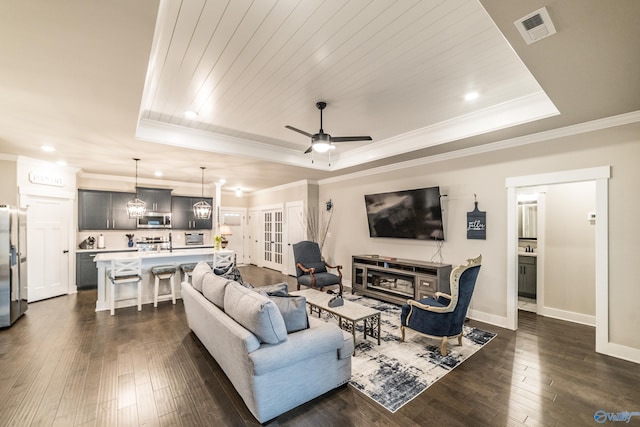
[181, 262, 353, 423]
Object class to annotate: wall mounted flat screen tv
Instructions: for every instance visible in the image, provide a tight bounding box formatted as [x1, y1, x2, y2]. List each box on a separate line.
[364, 186, 444, 241]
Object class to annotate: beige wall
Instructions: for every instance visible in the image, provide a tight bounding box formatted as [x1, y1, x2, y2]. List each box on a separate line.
[247, 180, 311, 208]
[319, 122, 640, 350]
[544, 181, 596, 316]
[0, 158, 17, 205]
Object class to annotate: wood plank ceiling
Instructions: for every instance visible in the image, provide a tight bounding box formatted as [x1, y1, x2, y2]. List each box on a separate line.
[137, 0, 557, 171]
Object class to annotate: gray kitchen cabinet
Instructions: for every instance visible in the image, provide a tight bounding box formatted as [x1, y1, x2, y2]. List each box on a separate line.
[76, 252, 98, 289]
[76, 250, 137, 289]
[78, 190, 137, 230]
[171, 196, 213, 230]
[518, 255, 537, 298]
[136, 187, 172, 212]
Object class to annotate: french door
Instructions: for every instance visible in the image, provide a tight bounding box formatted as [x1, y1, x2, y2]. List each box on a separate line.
[262, 209, 283, 270]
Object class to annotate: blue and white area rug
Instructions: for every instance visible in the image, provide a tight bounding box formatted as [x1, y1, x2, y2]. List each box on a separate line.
[338, 295, 496, 413]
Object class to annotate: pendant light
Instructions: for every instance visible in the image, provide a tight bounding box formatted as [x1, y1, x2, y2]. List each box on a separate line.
[193, 166, 212, 219]
[126, 158, 146, 218]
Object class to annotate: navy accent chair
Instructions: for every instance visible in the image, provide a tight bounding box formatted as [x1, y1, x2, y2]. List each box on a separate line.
[292, 240, 343, 295]
[400, 255, 482, 355]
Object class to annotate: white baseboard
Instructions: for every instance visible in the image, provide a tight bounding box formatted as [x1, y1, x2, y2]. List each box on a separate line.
[467, 309, 510, 329]
[539, 306, 596, 326]
[599, 341, 640, 364]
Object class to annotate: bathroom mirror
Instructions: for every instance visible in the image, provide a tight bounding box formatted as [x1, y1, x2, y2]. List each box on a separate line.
[518, 202, 537, 239]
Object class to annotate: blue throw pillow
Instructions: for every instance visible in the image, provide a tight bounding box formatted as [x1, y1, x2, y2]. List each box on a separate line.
[220, 265, 254, 288]
[268, 295, 309, 333]
[253, 282, 289, 297]
[213, 264, 232, 275]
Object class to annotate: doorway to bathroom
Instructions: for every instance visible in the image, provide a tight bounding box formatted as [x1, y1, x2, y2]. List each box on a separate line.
[515, 182, 596, 321]
[506, 166, 610, 355]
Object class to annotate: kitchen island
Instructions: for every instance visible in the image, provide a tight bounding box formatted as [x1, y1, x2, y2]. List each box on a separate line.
[94, 248, 234, 312]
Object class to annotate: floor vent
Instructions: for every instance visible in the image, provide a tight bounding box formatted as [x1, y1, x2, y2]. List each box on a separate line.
[514, 7, 557, 45]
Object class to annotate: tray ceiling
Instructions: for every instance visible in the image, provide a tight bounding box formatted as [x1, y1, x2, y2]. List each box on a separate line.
[1, 0, 638, 192]
[137, 0, 557, 171]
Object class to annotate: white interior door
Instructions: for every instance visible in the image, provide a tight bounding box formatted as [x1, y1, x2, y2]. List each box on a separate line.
[285, 202, 304, 276]
[262, 209, 283, 271]
[25, 196, 71, 302]
[248, 209, 259, 266]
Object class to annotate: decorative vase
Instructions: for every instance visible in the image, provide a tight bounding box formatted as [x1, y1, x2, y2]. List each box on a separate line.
[128, 239, 134, 247]
[221, 241, 228, 249]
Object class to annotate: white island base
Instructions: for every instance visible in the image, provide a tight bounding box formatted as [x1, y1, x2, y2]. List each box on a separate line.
[94, 249, 234, 312]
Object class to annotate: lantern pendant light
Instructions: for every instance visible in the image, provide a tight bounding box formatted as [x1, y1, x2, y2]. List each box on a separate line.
[126, 158, 147, 218]
[193, 166, 212, 219]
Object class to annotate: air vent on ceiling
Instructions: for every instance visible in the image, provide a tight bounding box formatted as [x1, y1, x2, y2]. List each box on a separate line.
[514, 7, 556, 45]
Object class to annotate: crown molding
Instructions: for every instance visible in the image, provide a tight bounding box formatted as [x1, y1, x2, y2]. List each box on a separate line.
[136, 91, 558, 173]
[320, 110, 640, 185]
[251, 179, 318, 196]
[330, 91, 559, 170]
[136, 118, 331, 171]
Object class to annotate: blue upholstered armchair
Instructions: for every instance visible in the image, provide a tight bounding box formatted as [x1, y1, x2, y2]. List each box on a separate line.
[292, 240, 343, 295]
[400, 255, 482, 355]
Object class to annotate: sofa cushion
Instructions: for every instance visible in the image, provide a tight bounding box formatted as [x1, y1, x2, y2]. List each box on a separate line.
[224, 282, 287, 344]
[191, 261, 212, 293]
[253, 282, 289, 297]
[202, 272, 233, 309]
[268, 295, 309, 333]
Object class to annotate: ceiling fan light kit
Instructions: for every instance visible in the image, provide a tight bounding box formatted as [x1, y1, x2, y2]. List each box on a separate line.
[285, 101, 372, 156]
[312, 142, 331, 153]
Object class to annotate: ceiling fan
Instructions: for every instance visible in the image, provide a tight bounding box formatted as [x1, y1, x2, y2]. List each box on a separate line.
[285, 101, 372, 154]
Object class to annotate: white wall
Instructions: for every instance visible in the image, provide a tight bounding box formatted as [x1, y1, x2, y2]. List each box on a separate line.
[0, 156, 17, 205]
[318, 121, 640, 352]
[544, 181, 596, 317]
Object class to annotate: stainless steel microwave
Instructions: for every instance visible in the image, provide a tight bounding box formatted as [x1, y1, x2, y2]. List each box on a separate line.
[137, 212, 171, 229]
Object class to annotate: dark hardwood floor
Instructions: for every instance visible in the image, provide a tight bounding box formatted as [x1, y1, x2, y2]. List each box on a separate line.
[1, 266, 638, 426]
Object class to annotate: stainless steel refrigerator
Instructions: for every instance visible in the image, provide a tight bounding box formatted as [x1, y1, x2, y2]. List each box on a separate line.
[0, 205, 27, 327]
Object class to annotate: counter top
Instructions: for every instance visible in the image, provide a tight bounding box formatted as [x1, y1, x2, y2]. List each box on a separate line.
[78, 244, 214, 254]
[94, 248, 230, 262]
[518, 251, 537, 257]
[77, 248, 138, 253]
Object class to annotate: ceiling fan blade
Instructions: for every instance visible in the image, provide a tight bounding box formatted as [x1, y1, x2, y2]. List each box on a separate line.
[304, 145, 313, 154]
[330, 136, 373, 142]
[285, 125, 313, 138]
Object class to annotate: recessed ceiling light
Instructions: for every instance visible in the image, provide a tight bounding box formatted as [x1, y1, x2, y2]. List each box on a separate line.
[154, 171, 163, 177]
[464, 91, 479, 101]
[41, 145, 55, 152]
[184, 110, 198, 119]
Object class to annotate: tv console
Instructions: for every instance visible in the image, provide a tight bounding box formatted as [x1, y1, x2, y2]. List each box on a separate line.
[352, 255, 452, 306]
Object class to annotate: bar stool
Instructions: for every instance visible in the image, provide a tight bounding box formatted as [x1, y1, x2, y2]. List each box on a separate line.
[151, 265, 177, 307]
[109, 258, 142, 316]
[179, 263, 197, 283]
